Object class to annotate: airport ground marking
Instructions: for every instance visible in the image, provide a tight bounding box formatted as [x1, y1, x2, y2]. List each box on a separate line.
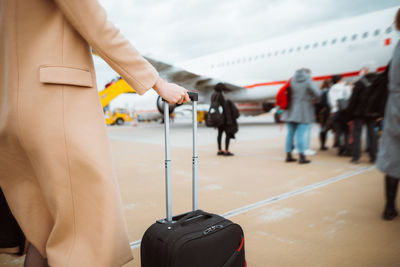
[130, 165, 374, 249]
[221, 166, 374, 218]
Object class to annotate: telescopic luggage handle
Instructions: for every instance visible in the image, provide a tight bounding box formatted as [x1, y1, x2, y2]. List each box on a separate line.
[163, 92, 198, 222]
[162, 92, 198, 103]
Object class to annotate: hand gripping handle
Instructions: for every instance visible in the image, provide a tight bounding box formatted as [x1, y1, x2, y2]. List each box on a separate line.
[163, 91, 198, 222]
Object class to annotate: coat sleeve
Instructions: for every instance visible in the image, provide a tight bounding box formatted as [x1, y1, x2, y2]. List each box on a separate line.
[53, 0, 158, 95]
[327, 89, 335, 110]
[308, 80, 321, 99]
[346, 82, 361, 119]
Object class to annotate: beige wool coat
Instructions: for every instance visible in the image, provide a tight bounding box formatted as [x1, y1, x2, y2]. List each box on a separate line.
[0, 0, 158, 266]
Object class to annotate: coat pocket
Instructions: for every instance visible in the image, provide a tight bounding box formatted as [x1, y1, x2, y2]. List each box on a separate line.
[39, 65, 93, 87]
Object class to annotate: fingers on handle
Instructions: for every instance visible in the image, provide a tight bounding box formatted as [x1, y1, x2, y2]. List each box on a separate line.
[184, 92, 190, 103]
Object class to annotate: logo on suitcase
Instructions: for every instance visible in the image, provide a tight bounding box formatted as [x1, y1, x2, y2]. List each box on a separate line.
[203, 224, 224, 235]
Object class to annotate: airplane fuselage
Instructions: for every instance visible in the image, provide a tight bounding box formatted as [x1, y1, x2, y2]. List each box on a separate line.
[178, 7, 399, 106]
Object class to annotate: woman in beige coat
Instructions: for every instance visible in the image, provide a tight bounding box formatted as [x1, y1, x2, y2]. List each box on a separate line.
[0, 0, 189, 266]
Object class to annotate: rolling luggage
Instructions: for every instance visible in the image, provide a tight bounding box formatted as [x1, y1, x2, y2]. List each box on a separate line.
[141, 92, 246, 267]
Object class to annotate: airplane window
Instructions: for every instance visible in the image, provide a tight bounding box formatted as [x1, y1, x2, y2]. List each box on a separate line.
[351, 34, 357, 41]
[297, 46, 301, 51]
[281, 49, 286, 54]
[260, 54, 265, 59]
[374, 29, 380, 36]
[385, 26, 392, 34]
[341, 36, 347, 42]
[254, 55, 258, 60]
[268, 53, 271, 57]
[322, 41, 327, 46]
[331, 38, 337, 44]
[248, 57, 252, 61]
[362, 32, 368, 38]
[289, 48, 293, 53]
[236, 59, 240, 64]
[274, 51, 278, 56]
[304, 44, 310, 50]
[313, 43, 318, 48]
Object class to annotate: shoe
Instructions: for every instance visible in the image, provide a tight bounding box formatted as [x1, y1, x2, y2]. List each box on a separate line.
[350, 158, 360, 164]
[292, 149, 299, 155]
[217, 151, 224, 156]
[224, 151, 234, 156]
[369, 157, 376, 164]
[304, 149, 316, 156]
[320, 146, 328, 151]
[382, 206, 398, 221]
[299, 154, 311, 164]
[285, 152, 297, 163]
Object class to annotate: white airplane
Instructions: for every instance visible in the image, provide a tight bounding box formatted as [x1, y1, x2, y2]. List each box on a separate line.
[126, 6, 399, 122]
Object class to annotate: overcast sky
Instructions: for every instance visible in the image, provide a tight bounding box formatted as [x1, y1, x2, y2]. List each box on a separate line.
[94, 0, 399, 101]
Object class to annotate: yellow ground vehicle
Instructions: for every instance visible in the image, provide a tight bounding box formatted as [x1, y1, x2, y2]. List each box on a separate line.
[99, 78, 136, 125]
[104, 108, 133, 125]
[99, 78, 136, 108]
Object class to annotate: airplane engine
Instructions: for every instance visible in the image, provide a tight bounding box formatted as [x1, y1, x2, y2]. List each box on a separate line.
[156, 95, 177, 114]
[262, 102, 275, 113]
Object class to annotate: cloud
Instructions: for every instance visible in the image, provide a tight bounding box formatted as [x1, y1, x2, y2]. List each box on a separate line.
[94, 0, 399, 95]
[98, 0, 398, 63]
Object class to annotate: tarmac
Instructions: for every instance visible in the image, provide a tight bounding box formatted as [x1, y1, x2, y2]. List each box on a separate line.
[1, 114, 399, 266]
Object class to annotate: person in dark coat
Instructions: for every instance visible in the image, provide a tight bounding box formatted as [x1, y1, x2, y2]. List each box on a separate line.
[316, 80, 332, 150]
[213, 83, 240, 156]
[364, 63, 390, 119]
[377, 9, 400, 221]
[282, 68, 320, 164]
[346, 65, 377, 164]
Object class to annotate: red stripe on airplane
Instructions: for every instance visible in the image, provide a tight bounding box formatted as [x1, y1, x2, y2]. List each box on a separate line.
[243, 67, 386, 89]
[377, 66, 387, 72]
[385, 38, 391, 46]
[245, 80, 287, 89]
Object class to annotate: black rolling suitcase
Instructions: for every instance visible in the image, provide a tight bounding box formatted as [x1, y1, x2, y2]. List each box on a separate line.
[141, 92, 246, 267]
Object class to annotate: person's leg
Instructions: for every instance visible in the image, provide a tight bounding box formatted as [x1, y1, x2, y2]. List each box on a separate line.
[286, 123, 295, 153]
[24, 243, 49, 267]
[296, 124, 310, 164]
[304, 123, 311, 151]
[352, 119, 363, 162]
[296, 124, 306, 154]
[383, 175, 399, 220]
[320, 130, 327, 150]
[225, 136, 230, 151]
[217, 127, 223, 154]
[285, 123, 297, 162]
[366, 119, 377, 162]
[333, 113, 341, 148]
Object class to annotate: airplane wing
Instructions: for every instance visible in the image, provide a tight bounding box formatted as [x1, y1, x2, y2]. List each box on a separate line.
[144, 56, 246, 103]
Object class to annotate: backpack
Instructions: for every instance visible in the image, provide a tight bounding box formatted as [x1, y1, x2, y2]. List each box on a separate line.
[206, 92, 225, 127]
[275, 81, 291, 110]
[363, 70, 389, 118]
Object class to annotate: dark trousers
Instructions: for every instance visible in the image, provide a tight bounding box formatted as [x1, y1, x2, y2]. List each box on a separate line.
[385, 175, 399, 209]
[352, 118, 377, 161]
[217, 127, 230, 151]
[332, 112, 348, 151]
[0, 188, 25, 254]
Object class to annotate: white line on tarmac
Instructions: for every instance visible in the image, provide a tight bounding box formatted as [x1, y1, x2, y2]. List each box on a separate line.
[130, 166, 375, 249]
